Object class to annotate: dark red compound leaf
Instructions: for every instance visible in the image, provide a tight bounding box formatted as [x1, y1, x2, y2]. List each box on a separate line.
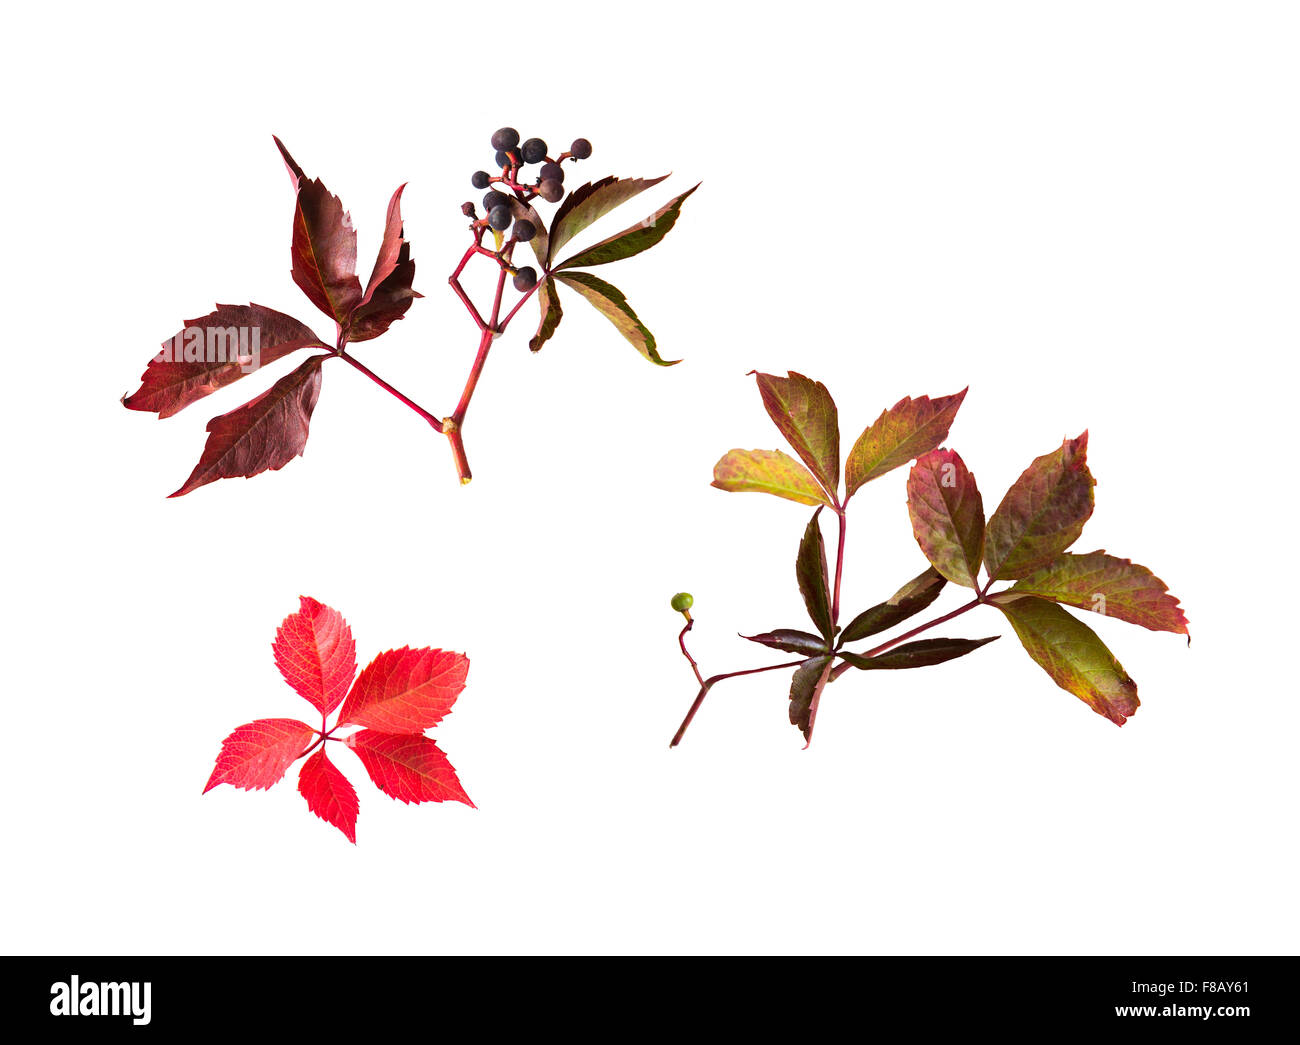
[337, 646, 469, 733]
[169, 354, 324, 497]
[345, 731, 475, 807]
[273, 596, 357, 716]
[203, 718, 317, 794]
[297, 748, 359, 843]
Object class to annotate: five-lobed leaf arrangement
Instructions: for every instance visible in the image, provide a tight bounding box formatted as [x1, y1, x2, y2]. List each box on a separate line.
[124, 128, 698, 492]
[204, 597, 473, 842]
[670, 372, 1189, 748]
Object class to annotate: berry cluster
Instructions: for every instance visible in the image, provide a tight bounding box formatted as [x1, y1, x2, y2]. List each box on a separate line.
[462, 127, 593, 291]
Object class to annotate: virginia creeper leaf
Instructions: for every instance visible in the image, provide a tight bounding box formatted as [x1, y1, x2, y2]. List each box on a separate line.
[984, 432, 1095, 580]
[711, 448, 834, 507]
[743, 629, 831, 655]
[839, 566, 947, 645]
[837, 636, 998, 670]
[797, 508, 834, 641]
[844, 389, 968, 497]
[337, 647, 469, 733]
[546, 174, 669, 266]
[170, 354, 324, 497]
[273, 596, 357, 716]
[203, 719, 315, 793]
[530, 276, 563, 353]
[345, 184, 421, 343]
[123, 304, 328, 418]
[995, 551, 1189, 636]
[297, 748, 359, 843]
[345, 731, 474, 807]
[753, 372, 840, 498]
[277, 138, 363, 326]
[907, 449, 985, 589]
[788, 656, 832, 742]
[996, 596, 1139, 725]
[554, 183, 700, 270]
[553, 271, 675, 365]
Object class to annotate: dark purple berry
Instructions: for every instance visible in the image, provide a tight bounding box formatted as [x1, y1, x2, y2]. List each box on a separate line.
[495, 149, 511, 169]
[471, 170, 491, 190]
[490, 127, 520, 151]
[513, 219, 537, 242]
[513, 266, 538, 292]
[539, 162, 565, 184]
[483, 190, 511, 213]
[570, 138, 592, 160]
[537, 179, 564, 203]
[521, 137, 548, 164]
[488, 204, 513, 231]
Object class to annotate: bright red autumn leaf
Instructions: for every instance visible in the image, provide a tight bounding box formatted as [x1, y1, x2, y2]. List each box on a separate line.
[344, 731, 475, 808]
[297, 749, 359, 844]
[273, 596, 357, 716]
[204, 597, 474, 841]
[204, 719, 317, 794]
[337, 646, 469, 733]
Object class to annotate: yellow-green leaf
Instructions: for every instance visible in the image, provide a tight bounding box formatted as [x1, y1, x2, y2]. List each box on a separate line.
[996, 595, 1139, 725]
[753, 371, 840, 499]
[711, 449, 833, 506]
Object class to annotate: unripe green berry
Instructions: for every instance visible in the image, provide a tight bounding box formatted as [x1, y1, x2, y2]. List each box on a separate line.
[670, 592, 694, 613]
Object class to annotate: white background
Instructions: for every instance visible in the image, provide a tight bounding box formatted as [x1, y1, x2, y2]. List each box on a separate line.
[2, 1, 1296, 955]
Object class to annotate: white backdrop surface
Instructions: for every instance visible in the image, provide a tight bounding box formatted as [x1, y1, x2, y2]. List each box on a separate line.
[1, 1, 1295, 955]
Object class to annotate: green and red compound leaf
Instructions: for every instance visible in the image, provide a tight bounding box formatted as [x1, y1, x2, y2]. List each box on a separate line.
[345, 731, 475, 807]
[554, 183, 700, 270]
[995, 551, 1189, 636]
[844, 389, 968, 498]
[297, 748, 359, 843]
[711, 448, 834, 507]
[752, 372, 840, 500]
[796, 509, 835, 641]
[273, 596, 358, 716]
[995, 595, 1139, 725]
[839, 567, 947, 645]
[984, 432, 1095, 580]
[203, 719, 317, 794]
[170, 354, 324, 497]
[123, 303, 328, 418]
[907, 449, 985, 589]
[672, 377, 1186, 749]
[337, 647, 469, 733]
